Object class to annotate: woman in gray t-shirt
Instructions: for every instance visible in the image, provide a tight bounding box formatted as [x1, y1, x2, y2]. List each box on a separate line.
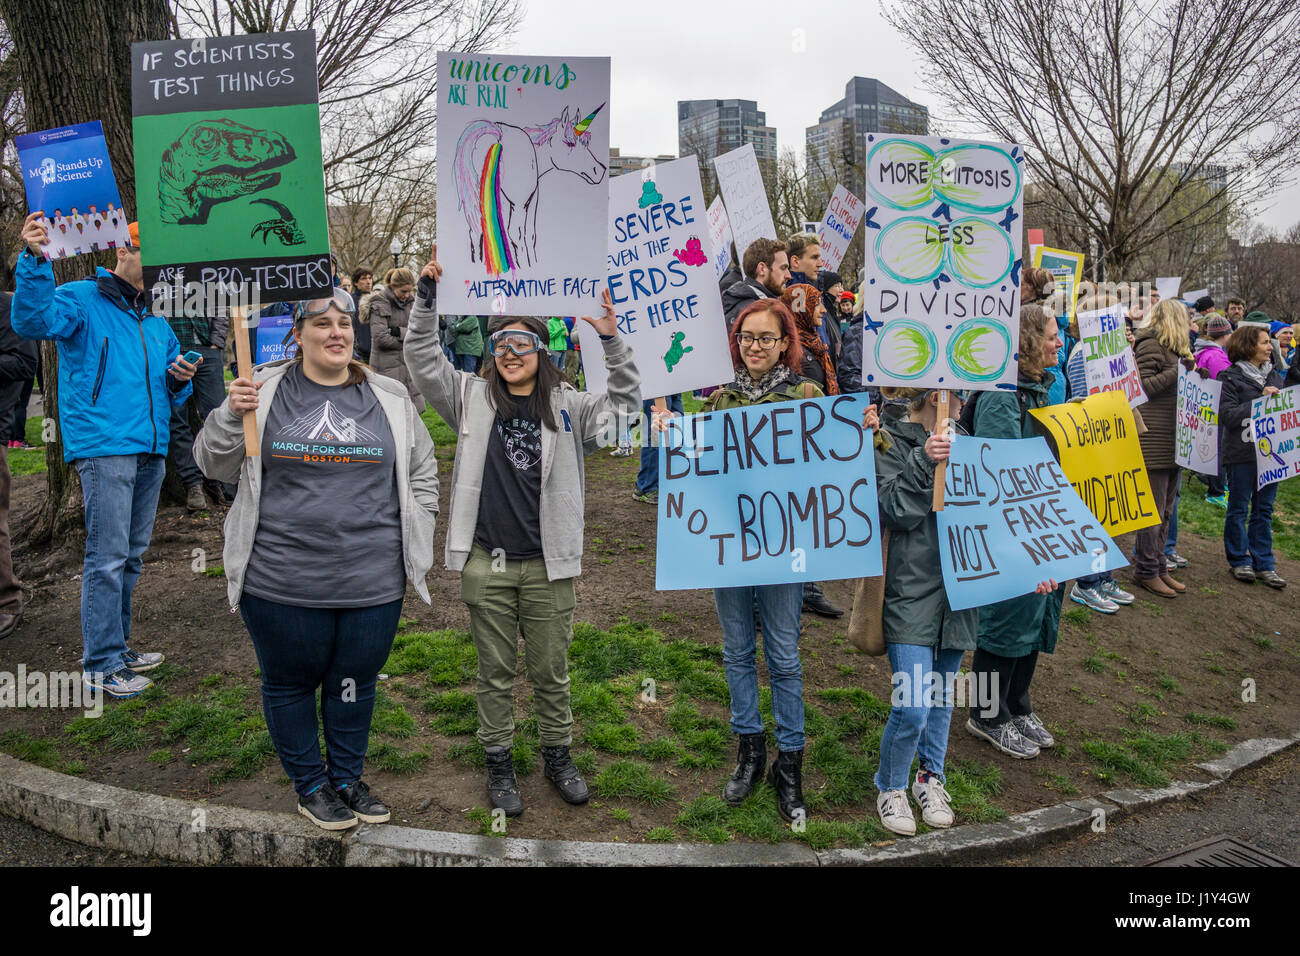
[194, 289, 439, 832]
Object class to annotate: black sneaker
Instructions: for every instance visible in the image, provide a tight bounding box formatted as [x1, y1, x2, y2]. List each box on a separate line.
[336, 780, 390, 823]
[541, 744, 590, 804]
[485, 746, 524, 817]
[965, 716, 1039, 759]
[298, 785, 358, 831]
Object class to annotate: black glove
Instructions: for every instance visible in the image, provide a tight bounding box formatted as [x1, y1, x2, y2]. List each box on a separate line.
[417, 275, 437, 309]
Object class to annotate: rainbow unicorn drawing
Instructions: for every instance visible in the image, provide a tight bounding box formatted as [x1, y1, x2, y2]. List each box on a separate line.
[455, 104, 607, 275]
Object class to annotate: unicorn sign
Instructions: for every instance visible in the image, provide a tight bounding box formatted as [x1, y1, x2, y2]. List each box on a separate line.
[435, 52, 611, 316]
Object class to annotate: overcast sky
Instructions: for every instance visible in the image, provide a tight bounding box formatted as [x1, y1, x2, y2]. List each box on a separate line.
[513, 0, 1297, 236]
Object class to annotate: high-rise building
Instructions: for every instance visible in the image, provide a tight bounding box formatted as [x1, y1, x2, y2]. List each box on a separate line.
[677, 99, 777, 192]
[806, 77, 929, 203]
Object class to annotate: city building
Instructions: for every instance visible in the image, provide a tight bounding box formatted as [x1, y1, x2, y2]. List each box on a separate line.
[677, 98, 778, 190]
[609, 147, 677, 178]
[806, 77, 929, 203]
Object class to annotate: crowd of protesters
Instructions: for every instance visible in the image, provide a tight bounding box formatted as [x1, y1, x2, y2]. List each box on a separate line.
[2, 212, 1296, 838]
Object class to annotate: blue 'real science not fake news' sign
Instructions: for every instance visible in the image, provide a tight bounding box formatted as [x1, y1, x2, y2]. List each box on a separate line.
[655, 394, 883, 590]
[936, 435, 1126, 610]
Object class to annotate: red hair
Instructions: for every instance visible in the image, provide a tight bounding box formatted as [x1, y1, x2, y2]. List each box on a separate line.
[729, 299, 804, 371]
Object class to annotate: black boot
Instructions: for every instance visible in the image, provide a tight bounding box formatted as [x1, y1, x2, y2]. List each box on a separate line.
[802, 581, 844, 618]
[541, 745, 590, 804]
[767, 749, 807, 823]
[485, 745, 523, 817]
[723, 732, 768, 804]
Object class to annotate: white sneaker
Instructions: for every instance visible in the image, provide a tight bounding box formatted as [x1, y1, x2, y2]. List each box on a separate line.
[876, 788, 916, 836]
[911, 773, 955, 828]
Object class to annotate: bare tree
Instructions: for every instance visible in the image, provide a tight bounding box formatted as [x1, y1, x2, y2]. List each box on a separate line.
[1230, 221, 1300, 321]
[884, 0, 1300, 278]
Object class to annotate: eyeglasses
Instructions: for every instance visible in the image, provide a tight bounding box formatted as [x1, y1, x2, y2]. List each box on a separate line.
[293, 289, 356, 320]
[488, 329, 544, 357]
[737, 332, 784, 350]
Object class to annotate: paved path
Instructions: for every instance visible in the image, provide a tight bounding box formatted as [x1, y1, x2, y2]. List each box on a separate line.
[1002, 746, 1299, 865]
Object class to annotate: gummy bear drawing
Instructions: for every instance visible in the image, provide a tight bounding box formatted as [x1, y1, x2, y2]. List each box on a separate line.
[639, 179, 663, 209]
[663, 331, 693, 372]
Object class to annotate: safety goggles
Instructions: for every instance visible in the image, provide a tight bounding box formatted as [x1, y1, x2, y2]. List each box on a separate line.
[293, 289, 357, 321]
[488, 329, 544, 357]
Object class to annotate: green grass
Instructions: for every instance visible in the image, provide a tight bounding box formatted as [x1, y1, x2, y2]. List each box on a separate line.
[645, 826, 678, 842]
[0, 730, 84, 774]
[1081, 654, 1107, 674]
[421, 406, 457, 448]
[423, 689, 479, 735]
[7, 417, 49, 475]
[383, 629, 477, 686]
[1082, 731, 1215, 788]
[1252, 635, 1275, 650]
[1060, 605, 1090, 627]
[1183, 712, 1239, 731]
[583, 722, 642, 755]
[590, 759, 675, 806]
[366, 741, 430, 774]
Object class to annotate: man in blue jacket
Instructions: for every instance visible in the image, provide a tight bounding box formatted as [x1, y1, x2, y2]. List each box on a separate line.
[12, 212, 197, 698]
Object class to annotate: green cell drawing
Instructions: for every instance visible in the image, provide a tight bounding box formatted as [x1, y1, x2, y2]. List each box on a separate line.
[875, 319, 938, 380]
[931, 144, 1021, 213]
[866, 138, 936, 210]
[946, 318, 1012, 383]
[875, 217, 945, 284]
[134, 104, 328, 264]
[945, 217, 1014, 287]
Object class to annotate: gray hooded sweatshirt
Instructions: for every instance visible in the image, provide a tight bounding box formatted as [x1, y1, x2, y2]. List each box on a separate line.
[193, 361, 440, 609]
[403, 280, 641, 581]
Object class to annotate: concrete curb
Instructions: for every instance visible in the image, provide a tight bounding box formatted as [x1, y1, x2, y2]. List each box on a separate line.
[2, 731, 1297, 866]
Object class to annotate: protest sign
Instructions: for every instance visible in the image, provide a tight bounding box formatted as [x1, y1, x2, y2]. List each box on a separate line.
[802, 221, 820, 234]
[861, 133, 1025, 390]
[577, 157, 731, 398]
[1033, 246, 1084, 321]
[1027, 228, 1044, 264]
[1251, 385, 1300, 489]
[936, 434, 1127, 610]
[1076, 303, 1147, 406]
[706, 195, 734, 282]
[255, 309, 296, 364]
[131, 31, 331, 303]
[434, 52, 610, 316]
[16, 121, 131, 260]
[1156, 277, 1182, 300]
[1175, 365, 1221, 476]
[656, 394, 882, 589]
[1029, 391, 1160, 536]
[713, 143, 777, 262]
[815, 184, 865, 272]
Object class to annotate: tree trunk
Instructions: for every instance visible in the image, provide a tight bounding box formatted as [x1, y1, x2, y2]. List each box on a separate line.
[0, 0, 172, 547]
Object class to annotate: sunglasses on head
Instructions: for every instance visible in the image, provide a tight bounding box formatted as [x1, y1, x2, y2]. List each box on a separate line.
[294, 289, 357, 321]
[488, 329, 544, 357]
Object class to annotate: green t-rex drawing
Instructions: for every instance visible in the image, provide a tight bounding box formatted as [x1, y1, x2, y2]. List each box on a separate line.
[663, 330, 693, 372]
[159, 118, 295, 225]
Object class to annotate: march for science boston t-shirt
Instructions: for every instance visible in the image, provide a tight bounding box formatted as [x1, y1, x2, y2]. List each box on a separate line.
[242, 365, 405, 607]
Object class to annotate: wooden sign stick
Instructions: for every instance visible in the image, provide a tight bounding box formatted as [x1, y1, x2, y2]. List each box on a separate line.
[231, 306, 260, 457]
[932, 389, 952, 512]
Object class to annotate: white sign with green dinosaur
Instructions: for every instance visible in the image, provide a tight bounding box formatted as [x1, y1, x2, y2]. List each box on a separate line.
[577, 156, 731, 400]
[131, 30, 331, 304]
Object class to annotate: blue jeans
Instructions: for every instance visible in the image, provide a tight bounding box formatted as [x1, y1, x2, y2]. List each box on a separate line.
[1165, 488, 1180, 555]
[455, 353, 480, 374]
[635, 393, 685, 494]
[1225, 463, 1277, 571]
[875, 643, 966, 791]
[714, 583, 804, 751]
[1076, 572, 1114, 587]
[74, 454, 167, 678]
[239, 593, 403, 796]
[550, 352, 566, 370]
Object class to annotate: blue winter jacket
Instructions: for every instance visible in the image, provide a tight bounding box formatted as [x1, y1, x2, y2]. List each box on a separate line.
[11, 250, 192, 462]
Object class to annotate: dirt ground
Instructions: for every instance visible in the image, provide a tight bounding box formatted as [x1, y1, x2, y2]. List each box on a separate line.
[2, 447, 1298, 846]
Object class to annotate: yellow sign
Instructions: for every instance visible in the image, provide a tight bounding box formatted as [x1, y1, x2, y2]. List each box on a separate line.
[1029, 391, 1160, 536]
[1033, 246, 1085, 321]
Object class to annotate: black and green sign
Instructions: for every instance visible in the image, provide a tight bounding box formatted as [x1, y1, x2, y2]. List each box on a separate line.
[131, 31, 330, 302]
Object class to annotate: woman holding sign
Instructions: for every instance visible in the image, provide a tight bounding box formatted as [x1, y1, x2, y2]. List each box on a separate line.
[193, 290, 440, 831]
[872, 388, 977, 836]
[1219, 324, 1287, 588]
[404, 246, 642, 819]
[1131, 301, 1195, 598]
[705, 299, 880, 823]
[965, 305, 1063, 760]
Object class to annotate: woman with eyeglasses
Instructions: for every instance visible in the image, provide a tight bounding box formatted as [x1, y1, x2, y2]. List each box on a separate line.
[403, 245, 641, 818]
[194, 288, 440, 831]
[704, 299, 880, 824]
